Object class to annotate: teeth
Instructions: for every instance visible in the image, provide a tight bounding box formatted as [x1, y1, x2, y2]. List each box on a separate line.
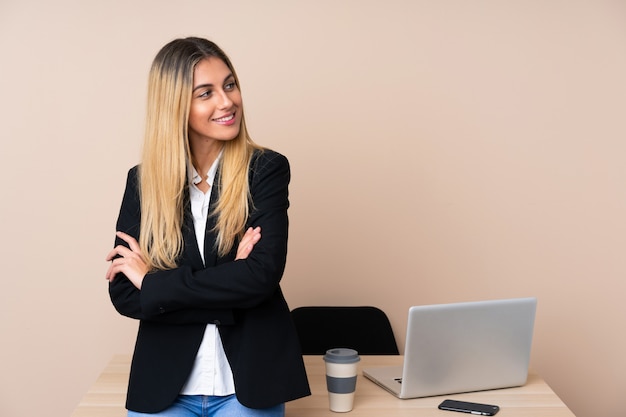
[213, 114, 234, 122]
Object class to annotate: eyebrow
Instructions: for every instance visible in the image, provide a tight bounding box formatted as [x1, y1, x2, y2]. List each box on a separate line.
[192, 73, 235, 92]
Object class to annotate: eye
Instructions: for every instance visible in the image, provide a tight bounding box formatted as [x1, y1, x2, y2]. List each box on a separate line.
[224, 82, 236, 91]
[198, 89, 212, 99]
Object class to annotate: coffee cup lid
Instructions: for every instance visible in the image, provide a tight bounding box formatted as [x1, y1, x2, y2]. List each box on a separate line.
[323, 348, 360, 363]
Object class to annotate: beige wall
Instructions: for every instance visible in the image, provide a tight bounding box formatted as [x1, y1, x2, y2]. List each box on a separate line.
[1, 1, 625, 416]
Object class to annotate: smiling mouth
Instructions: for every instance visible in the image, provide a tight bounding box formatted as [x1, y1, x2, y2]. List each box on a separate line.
[212, 113, 235, 123]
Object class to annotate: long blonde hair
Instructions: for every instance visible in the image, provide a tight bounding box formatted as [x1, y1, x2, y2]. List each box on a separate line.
[139, 37, 261, 271]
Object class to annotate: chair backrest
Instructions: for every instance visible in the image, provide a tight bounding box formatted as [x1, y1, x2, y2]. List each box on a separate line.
[290, 306, 399, 355]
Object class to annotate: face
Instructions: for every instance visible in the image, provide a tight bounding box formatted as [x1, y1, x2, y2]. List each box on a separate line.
[188, 57, 243, 146]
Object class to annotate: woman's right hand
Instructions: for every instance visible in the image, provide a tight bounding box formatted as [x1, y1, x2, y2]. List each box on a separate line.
[236, 226, 261, 260]
[105, 231, 148, 289]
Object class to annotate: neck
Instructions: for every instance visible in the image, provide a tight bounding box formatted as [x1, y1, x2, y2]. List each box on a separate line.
[191, 141, 224, 176]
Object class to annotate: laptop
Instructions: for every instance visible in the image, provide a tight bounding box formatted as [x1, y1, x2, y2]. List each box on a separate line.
[362, 297, 537, 399]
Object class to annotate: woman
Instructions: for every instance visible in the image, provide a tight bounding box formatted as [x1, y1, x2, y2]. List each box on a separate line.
[105, 37, 310, 416]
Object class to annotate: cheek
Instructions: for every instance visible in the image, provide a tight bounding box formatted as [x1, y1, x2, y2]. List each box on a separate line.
[188, 113, 209, 134]
[232, 92, 243, 108]
[189, 104, 212, 126]
[188, 113, 200, 131]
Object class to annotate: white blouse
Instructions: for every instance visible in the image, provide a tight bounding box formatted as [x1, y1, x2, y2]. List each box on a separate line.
[179, 153, 235, 396]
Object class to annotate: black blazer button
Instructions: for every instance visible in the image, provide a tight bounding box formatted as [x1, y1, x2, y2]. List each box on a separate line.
[158, 307, 166, 314]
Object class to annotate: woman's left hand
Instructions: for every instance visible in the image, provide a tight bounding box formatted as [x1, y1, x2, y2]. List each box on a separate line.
[105, 231, 148, 289]
[236, 226, 261, 260]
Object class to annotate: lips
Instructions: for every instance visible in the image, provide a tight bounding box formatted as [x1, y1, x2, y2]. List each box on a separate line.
[212, 112, 236, 124]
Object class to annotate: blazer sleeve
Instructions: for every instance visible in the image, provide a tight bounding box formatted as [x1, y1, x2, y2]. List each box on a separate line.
[138, 150, 291, 319]
[108, 166, 234, 325]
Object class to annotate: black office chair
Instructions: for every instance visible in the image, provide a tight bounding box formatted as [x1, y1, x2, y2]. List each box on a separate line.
[290, 306, 399, 355]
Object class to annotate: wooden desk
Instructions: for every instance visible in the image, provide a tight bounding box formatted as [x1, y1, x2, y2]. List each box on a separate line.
[72, 355, 575, 417]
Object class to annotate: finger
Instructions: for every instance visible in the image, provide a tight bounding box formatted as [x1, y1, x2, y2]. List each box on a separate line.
[238, 230, 252, 247]
[245, 226, 261, 241]
[105, 245, 134, 261]
[243, 226, 261, 235]
[242, 244, 254, 257]
[105, 259, 123, 281]
[105, 264, 114, 281]
[250, 232, 261, 244]
[236, 244, 253, 261]
[240, 227, 259, 246]
[238, 233, 260, 255]
[106, 265, 123, 282]
[236, 230, 262, 260]
[116, 231, 141, 252]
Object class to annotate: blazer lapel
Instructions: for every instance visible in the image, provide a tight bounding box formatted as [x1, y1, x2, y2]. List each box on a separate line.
[181, 193, 205, 270]
[203, 171, 221, 267]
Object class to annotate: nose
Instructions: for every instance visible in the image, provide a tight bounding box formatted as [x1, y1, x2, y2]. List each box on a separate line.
[217, 90, 233, 110]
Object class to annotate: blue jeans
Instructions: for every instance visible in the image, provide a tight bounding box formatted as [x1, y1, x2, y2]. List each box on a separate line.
[127, 395, 285, 417]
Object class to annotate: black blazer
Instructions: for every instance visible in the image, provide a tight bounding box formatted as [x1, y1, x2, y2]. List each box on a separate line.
[109, 149, 310, 413]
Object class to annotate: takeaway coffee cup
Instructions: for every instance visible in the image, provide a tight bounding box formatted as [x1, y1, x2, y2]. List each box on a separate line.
[323, 348, 361, 412]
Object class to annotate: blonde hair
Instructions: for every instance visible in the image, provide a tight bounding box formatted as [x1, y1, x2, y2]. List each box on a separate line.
[139, 37, 261, 271]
